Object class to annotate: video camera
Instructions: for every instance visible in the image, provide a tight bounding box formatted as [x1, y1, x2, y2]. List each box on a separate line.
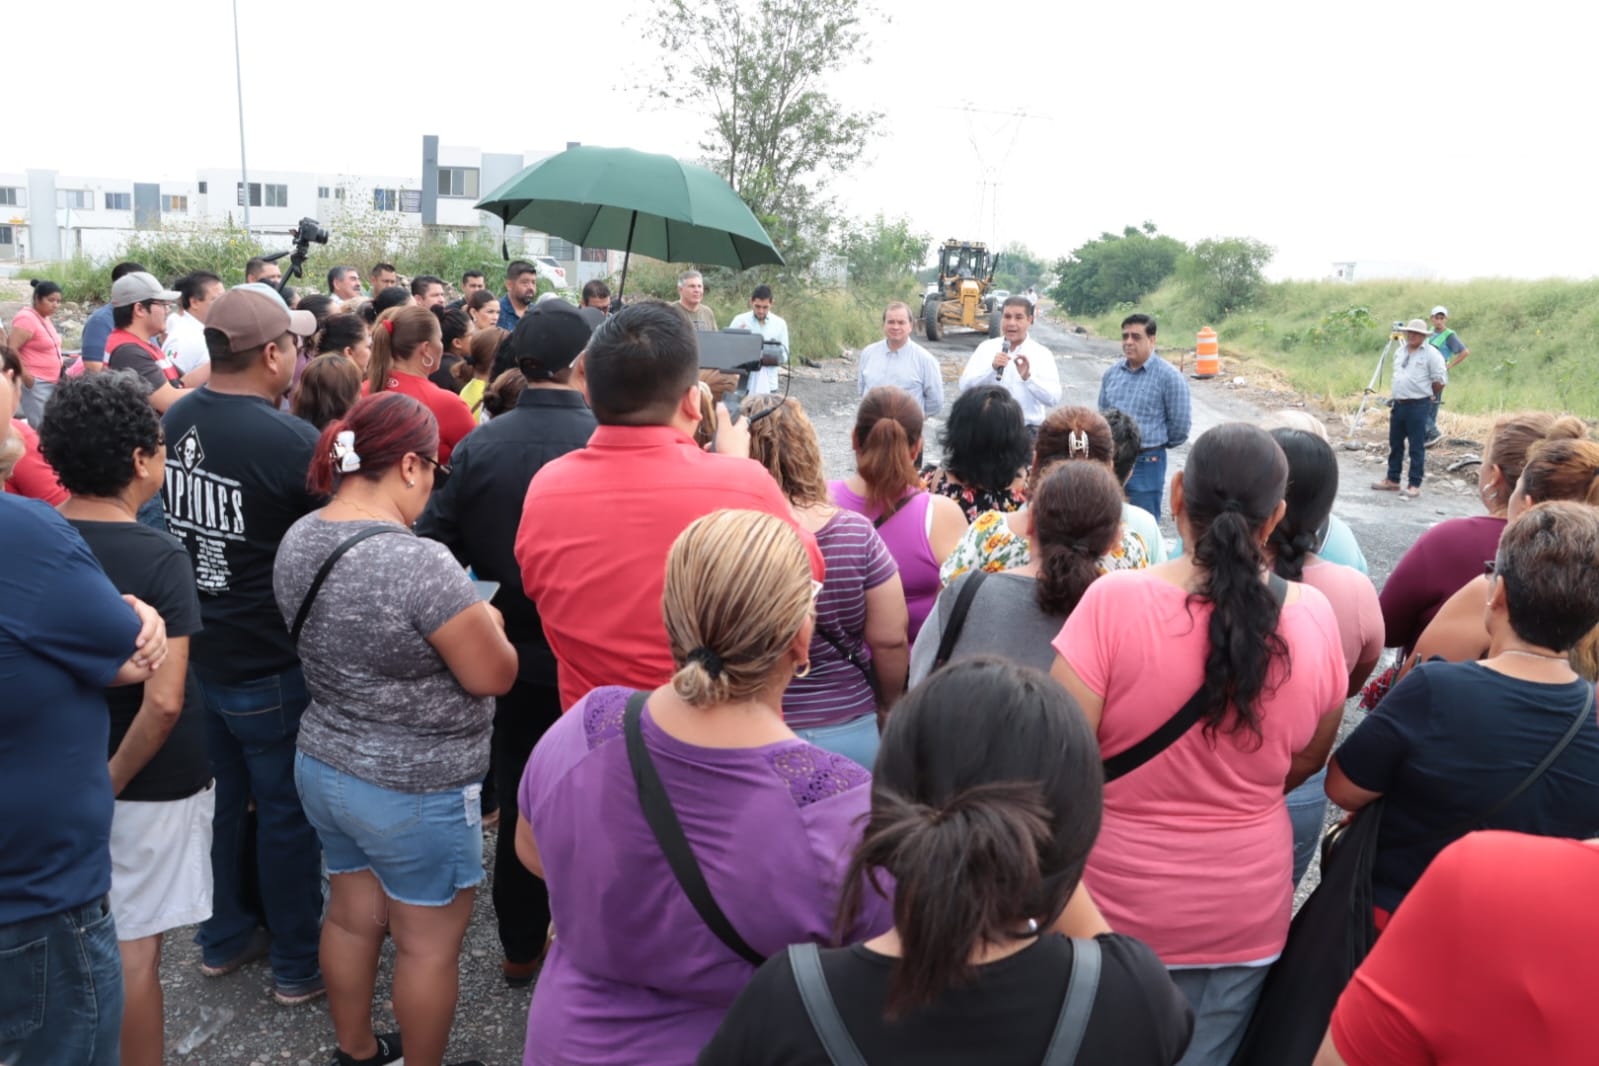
[266, 217, 330, 295]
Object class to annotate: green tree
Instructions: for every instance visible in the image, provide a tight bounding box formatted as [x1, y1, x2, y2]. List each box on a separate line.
[839, 214, 931, 288]
[1048, 224, 1185, 315]
[993, 241, 1048, 291]
[1178, 237, 1275, 318]
[641, 0, 881, 274]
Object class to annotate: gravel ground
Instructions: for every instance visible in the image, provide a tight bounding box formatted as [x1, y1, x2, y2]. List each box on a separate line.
[155, 312, 1483, 1063]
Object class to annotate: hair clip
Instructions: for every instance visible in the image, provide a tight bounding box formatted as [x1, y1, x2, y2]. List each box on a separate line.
[332, 430, 361, 472]
[1068, 429, 1089, 457]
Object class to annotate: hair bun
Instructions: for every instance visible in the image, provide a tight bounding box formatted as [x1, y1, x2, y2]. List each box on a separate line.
[29, 279, 39, 289]
[1548, 415, 1589, 443]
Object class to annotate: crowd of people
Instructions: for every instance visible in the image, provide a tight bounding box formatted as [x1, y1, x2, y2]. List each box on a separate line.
[2, 257, 1597, 1066]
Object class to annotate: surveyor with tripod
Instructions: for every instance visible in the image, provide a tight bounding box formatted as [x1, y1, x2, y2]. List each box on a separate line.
[1371, 319, 1447, 499]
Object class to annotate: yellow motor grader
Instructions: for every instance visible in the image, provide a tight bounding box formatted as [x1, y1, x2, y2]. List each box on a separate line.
[920, 239, 1002, 342]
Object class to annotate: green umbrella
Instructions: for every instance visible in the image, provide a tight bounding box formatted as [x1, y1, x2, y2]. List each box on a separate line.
[475, 145, 784, 299]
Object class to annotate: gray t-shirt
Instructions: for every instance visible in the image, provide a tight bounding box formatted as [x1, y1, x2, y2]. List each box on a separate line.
[275, 515, 490, 792]
[908, 571, 1064, 685]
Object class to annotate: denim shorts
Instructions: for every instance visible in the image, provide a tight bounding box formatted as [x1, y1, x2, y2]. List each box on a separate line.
[794, 712, 881, 770]
[293, 752, 484, 907]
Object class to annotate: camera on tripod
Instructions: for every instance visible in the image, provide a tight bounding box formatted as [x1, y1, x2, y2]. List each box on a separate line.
[266, 217, 330, 295]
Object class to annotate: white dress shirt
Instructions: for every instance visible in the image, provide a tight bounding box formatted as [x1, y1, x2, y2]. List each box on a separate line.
[957, 334, 1062, 425]
[727, 310, 790, 394]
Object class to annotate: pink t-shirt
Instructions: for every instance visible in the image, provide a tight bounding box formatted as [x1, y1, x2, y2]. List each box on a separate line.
[10, 307, 62, 383]
[1054, 570, 1346, 966]
[1300, 560, 1384, 676]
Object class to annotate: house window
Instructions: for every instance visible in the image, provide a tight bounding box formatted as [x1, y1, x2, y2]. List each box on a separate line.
[265, 184, 289, 207]
[105, 192, 133, 211]
[374, 188, 398, 212]
[581, 246, 607, 262]
[237, 182, 261, 207]
[162, 194, 188, 212]
[335, 188, 345, 200]
[0, 225, 13, 245]
[198, 181, 208, 193]
[0, 188, 21, 206]
[59, 189, 92, 210]
[438, 167, 480, 198]
[549, 237, 576, 260]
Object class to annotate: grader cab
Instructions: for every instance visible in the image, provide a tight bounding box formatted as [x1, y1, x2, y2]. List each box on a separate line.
[921, 239, 1002, 342]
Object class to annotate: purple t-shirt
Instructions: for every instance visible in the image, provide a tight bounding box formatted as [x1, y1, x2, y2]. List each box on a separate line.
[518, 686, 892, 1066]
[830, 481, 940, 642]
[784, 510, 899, 730]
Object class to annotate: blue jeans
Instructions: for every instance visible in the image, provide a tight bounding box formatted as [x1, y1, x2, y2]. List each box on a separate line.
[195, 666, 323, 985]
[1126, 449, 1167, 521]
[1287, 768, 1329, 887]
[1386, 399, 1430, 487]
[1168, 963, 1270, 1066]
[795, 713, 881, 770]
[1425, 387, 1443, 436]
[0, 897, 123, 1066]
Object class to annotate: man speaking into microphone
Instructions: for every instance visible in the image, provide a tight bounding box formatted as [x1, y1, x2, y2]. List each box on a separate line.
[957, 295, 1062, 435]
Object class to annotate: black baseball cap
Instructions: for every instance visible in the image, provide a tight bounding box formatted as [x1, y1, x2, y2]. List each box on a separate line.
[506, 301, 603, 379]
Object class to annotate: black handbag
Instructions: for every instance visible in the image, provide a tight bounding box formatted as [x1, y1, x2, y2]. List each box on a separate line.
[1231, 684, 1595, 1066]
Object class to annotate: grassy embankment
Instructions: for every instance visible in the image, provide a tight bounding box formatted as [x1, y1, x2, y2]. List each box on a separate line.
[1089, 278, 1599, 421]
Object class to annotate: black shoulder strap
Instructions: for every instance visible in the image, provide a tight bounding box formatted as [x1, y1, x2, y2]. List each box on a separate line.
[814, 624, 883, 702]
[624, 691, 765, 967]
[789, 943, 869, 1066]
[932, 570, 989, 672]
[289, 525, 410, 644]
[873, 489, 926, 529]
[1041, 937, 1103, 1066]
[1104, 573, 1289, 783]
[1426, 683, 1594, 844]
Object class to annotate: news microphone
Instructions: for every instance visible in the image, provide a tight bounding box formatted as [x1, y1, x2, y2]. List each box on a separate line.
[996, 338, 1010, 380]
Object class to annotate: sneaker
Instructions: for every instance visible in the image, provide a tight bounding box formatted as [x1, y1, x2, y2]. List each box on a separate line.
[333, 1032, 403, 1066]
[199, 927, 272, 978]
[273, 973, 327, 1006]
[1425, 431, 1443, 446]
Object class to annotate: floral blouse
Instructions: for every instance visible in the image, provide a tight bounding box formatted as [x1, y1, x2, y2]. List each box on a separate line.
[939, 508, 1151, 584]
[920, 466, 1026, 524]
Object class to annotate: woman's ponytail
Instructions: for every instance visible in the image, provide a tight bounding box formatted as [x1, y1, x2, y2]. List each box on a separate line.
[852, 387, 924, 520]
[837, 783, 1054, 1018]
[1030, 461, 1122, 617]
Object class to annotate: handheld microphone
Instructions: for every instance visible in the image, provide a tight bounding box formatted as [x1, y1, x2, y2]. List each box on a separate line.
[996, 338, 1010, 380]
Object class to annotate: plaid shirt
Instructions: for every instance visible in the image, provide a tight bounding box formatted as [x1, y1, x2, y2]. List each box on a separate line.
[1097, 354, 1191, 450]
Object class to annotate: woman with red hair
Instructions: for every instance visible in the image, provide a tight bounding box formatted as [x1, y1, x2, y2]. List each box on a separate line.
[274, 392, 517, 1066]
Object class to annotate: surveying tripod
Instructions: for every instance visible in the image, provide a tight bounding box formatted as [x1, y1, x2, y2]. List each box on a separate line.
[1348, 322, 1410, 436]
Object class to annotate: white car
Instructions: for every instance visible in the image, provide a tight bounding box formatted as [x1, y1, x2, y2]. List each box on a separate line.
[534, 255, 568, 290]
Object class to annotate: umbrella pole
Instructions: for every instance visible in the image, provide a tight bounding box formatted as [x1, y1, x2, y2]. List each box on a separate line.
[617, 211, 638, 302]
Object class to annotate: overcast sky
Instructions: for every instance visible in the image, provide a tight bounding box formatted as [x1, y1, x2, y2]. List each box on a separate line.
[13, 0, 1592, 280]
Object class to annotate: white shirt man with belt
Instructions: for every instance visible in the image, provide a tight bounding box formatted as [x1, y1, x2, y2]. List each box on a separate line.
[957, 296, 1061, 428]
[857, 301, 943, 416]
[1372, 318, 1447, 498]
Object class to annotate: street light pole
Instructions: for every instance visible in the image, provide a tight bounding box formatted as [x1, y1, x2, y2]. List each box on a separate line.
[233, 0, 251, 232]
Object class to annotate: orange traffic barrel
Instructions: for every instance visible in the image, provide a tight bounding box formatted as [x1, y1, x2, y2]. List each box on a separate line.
[1195, 327, 1220, 378]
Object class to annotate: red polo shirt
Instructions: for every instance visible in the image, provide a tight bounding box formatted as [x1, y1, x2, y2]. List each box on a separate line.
[515, 424, 824, 711]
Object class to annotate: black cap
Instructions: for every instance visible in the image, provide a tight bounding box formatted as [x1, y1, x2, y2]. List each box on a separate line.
[506, 300, 602, 380]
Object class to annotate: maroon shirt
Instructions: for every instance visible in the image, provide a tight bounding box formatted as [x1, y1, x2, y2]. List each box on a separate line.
[1379, 515, 1506, 653]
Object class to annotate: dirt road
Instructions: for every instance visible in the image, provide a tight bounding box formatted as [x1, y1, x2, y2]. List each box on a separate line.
[154, 316, 1484, 1063]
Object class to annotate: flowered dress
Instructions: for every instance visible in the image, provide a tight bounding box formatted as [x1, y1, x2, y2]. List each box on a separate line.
[920, 466, 1026, 524]
[939, 508, 1150, 584]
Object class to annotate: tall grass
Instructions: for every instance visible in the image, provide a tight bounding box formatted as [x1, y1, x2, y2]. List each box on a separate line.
[1090, 277, 1599, 418]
